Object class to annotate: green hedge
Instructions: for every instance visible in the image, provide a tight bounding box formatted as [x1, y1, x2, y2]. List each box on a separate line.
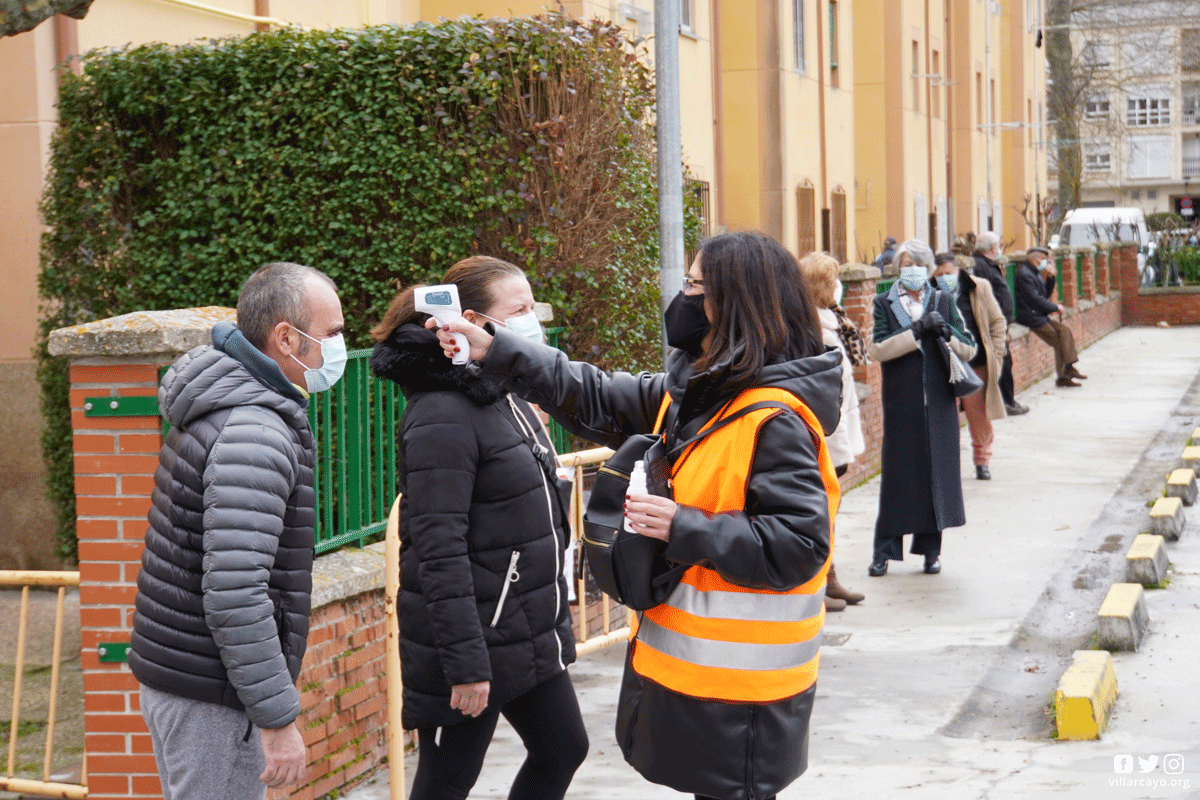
[39, 14, 701, 561]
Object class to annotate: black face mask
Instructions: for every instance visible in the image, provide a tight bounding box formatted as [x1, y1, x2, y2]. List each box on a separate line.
[664, 291, 710, 357]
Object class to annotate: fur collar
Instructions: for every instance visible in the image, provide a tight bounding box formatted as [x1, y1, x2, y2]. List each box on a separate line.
[369, 323, 504, 406]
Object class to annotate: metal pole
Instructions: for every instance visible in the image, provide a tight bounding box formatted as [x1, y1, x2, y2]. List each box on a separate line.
[655, 0, 685, 368]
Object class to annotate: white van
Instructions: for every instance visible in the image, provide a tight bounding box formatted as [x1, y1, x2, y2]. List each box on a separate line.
[1048, 207, 1156, 285]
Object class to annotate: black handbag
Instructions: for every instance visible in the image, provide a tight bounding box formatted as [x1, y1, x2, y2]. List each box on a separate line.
[934, 291, 984, 398]
[581, 399, 795, 610]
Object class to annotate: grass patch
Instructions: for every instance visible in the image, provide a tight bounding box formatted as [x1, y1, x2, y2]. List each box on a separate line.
[0, 718, 47, 744]
[1144, 578, 1172, 590]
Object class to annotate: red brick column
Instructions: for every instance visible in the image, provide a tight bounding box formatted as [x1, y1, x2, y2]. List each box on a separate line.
[1061, 251, 1080, 308]
[1095, 247, 1111, 295]
[836, 264, 883, 490]
[50, 309, 235, 800]
[1080, 249, 1097, 301]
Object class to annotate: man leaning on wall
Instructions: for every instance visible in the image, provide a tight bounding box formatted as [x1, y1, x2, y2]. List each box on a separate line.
[972, 232, 1028, 415]
[128, 262, 347, 799]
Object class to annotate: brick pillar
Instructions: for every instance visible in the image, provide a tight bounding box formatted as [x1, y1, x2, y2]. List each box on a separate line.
[1095, 246, 1110, 295]
[1061, 250, 1080, 308]
[49, 308, 235, 800]
[1080, 249, 1096, 301]
[836, 263, 883, 490]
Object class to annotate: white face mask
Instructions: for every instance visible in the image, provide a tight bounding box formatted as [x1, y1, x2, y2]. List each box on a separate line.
[833, 279, 844, 306]
[290, 327, 347, 393]
[482, 311, 544, 344]
[899, 266, 928, 291]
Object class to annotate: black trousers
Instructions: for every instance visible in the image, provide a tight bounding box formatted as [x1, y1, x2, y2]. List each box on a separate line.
[410, 670, 588, 800]
[998, 348, 1016, 406]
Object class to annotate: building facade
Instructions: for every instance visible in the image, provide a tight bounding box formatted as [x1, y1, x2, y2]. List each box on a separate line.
[1059, 0, 1200, 221]
[0, 0, 1046, 566]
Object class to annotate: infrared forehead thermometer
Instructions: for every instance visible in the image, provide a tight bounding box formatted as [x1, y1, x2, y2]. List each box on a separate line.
[414, 284, 469, 365]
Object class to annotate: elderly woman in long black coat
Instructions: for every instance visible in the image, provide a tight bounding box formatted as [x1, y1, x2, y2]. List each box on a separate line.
[868, 239, 976, 576]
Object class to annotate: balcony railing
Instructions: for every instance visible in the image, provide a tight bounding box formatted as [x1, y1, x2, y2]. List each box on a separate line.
[1184, 155, 1200, 178]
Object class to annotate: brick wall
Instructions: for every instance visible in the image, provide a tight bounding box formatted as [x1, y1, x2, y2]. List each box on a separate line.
[1115, 242, 1200, 326]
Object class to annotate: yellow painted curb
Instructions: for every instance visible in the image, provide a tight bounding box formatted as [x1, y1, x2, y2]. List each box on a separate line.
[1166, 468, 1197, 505]
[1149, 496, 1185, 541]
[1056, 650, 1118, 740]
[1125, 534, 1168, 586]
[1183, 446, 1200, 468]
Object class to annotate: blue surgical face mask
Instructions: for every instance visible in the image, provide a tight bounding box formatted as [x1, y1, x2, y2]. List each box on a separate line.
[936, 274, 959, 294]
[290, 327, 347, 393]
[482, 311, 544, 344]
[899, 266, 928, 291]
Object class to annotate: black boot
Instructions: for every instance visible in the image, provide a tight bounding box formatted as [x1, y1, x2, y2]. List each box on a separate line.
[868, 557, 888, 577]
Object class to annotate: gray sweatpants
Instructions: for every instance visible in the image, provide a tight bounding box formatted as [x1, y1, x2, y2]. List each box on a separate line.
[140, 684, 266, 800]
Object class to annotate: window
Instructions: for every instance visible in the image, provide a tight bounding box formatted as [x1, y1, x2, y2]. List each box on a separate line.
[991, 79, 997, 127]
[1127, 97, 1170, 126]
[1184, 30, 1200, 71]
[1183, 84, 1200, 125]
[912, 41, 921, 112]
[830, 187, 848, 263]
[1130, 189, 1141, 200]
[1084, 95, 1111, 119]
[1082, 40, 1112, 69]
[1028, 99, 1033, 146]
[680, 0, 693, 31]
[794, 0, 806, 72]
[1123, 31, 1164, 78]
[829, 1, 839, 88]
[1084, 148, 1111, 172]
[932, 51, 941, 118]
[1127, 135, 1171, 179]
[976, 72, 983, 126]
[1184, 137, 1200, 177]
[796, 182, 816, 257]
[1147, 190, 1158, 200]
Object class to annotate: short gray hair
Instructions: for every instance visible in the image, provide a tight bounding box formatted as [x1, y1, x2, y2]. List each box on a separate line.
[894, 239, 937, 276]
[975, 231, 1000, 254]
[236, 262, 337, 351]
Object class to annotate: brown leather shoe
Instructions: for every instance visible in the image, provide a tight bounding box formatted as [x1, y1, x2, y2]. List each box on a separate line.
[1056, 377, 1081, 388]
[824, 596, 847, 612]
[826, 563, 865, 604]
[1066, 367, 1087, 379]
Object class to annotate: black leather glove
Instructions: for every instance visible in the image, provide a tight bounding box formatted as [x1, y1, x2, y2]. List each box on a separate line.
[911, 310, 946, 339]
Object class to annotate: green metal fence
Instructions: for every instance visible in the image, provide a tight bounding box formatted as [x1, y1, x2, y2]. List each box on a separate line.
[310, 330, 572, 555]
[1004, 264, 1017, 321]
[1054, 254, 1065, 302]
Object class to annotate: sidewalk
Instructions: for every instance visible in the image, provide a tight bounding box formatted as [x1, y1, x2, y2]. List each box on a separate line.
[346, 325, 1200, 800]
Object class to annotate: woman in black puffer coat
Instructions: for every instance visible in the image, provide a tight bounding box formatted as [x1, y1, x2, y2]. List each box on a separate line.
[369, 256, 586, 800]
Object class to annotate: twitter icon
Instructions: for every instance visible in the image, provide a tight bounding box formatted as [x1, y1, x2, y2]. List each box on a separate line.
[1138, 755, 1159, 773]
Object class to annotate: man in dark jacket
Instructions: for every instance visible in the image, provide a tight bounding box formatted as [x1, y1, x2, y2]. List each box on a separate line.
[129, 263, 345, 798]
[1015, 246, 1085, 388]
[973, 231, 1027, 414]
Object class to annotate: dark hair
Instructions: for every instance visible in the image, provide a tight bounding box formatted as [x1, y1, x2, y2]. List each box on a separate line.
[691, 232, 824, 394]
[370, 256, 526, 341]
[237, 262, 336, 352]
[934, 251, 958, 266]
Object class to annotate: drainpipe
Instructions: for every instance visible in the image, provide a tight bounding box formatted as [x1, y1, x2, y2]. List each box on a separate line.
[655, 0, 685, 366]
[712, 0, 725, 227]
[985, 0, 994, 230]
[816, 0, 829, 251]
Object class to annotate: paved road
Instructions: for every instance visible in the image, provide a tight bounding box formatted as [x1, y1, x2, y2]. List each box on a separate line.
[349, 325, 1200, 800]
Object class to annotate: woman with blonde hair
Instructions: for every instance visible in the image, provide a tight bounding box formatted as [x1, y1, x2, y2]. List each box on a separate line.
[797, 251, 866, 610]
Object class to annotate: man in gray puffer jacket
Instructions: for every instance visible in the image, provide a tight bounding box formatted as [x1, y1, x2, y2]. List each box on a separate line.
[129, 262, 344, 799]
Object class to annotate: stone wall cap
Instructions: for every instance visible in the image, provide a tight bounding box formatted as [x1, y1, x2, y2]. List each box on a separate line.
[839, 263, 882, 281]
[48, 307, 236, 357]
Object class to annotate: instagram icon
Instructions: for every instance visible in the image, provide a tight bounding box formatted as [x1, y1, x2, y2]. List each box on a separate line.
[1163, 755, 1185, 775]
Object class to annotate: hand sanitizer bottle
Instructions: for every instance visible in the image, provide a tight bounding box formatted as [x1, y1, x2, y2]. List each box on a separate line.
[624, 459, 647, 533]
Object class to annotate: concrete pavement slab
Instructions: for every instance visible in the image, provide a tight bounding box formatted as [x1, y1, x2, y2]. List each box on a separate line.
[345, 326, 1200, 800]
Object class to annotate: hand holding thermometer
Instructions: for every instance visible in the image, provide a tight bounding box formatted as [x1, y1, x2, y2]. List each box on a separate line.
[414, 284, 469, 365]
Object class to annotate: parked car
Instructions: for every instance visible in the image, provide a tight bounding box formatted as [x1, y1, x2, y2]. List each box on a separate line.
[1048, 207, 1156, 285]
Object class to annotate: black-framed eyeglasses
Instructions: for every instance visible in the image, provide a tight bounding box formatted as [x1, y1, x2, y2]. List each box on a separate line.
[683, 276, 704, 290]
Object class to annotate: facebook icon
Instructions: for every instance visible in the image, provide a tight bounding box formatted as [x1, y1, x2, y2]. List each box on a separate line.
[1114, 754, 1134, 774]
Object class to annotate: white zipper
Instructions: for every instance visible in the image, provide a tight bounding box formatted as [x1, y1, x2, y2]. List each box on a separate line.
[490, 550, 521, 627]
[507, 396, 567, 669]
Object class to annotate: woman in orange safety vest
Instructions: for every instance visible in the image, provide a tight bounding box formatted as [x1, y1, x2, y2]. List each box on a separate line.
[432, 231, 842, 800]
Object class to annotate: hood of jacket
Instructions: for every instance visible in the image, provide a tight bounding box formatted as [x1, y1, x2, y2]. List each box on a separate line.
[663, 344, 844, 438]
[370, 322, 504, 405]
[160, 321, 309, 431]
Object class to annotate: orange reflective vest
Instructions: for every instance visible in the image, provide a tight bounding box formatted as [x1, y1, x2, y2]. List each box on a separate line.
[630, 386, 840, 704]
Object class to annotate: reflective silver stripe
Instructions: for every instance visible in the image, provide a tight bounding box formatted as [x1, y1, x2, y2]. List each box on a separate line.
[636, 617, 823, 671]
[664, 581, 826, 622]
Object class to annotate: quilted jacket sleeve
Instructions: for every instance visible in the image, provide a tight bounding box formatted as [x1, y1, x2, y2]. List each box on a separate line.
[664, 411, 831, 591]
[401, 397, 491, 687]
[201, 408, 301, 730]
